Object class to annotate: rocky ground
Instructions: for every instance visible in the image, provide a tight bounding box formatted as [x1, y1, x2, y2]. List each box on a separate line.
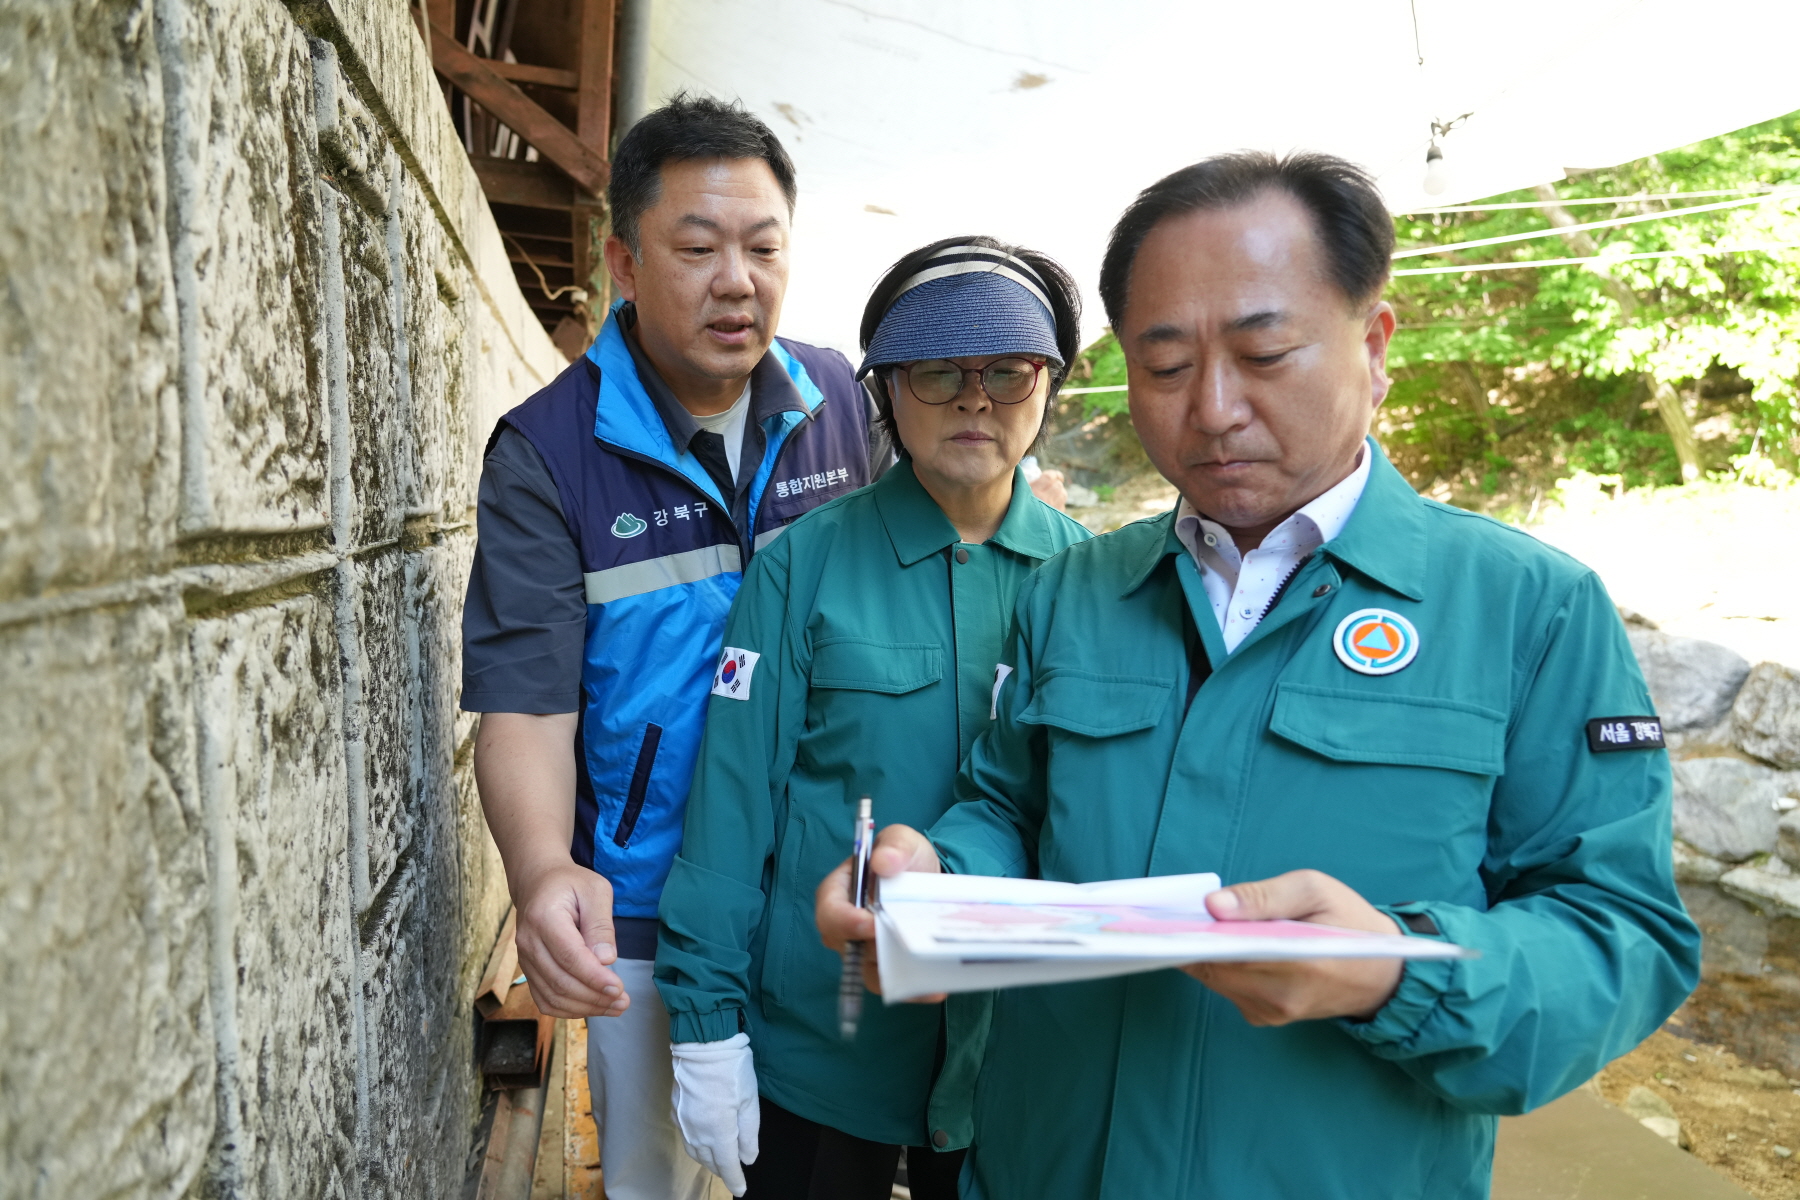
[1597, 1030, 1800, 1199]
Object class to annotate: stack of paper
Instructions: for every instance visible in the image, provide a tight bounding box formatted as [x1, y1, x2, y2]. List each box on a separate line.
[873, 871, 1472, 1001]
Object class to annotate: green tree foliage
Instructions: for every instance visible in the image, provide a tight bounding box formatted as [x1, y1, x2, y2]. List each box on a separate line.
[1385, 111, 1800, 504]
[1061, 114, 1800, 510]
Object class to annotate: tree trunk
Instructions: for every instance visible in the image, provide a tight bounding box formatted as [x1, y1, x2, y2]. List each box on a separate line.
[1455, 361, 1499, 444]
[1649, 376, 1703, 482]
[1533, 183, 1701, 483]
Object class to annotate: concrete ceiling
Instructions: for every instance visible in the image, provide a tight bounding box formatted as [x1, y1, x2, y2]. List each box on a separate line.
[638, 0, 1800, 352]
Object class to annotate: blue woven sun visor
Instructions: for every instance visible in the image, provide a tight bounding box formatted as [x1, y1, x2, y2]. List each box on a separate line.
[857, 271, 1062, 380]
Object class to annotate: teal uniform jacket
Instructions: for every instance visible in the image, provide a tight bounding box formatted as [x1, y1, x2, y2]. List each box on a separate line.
[654, 459, 1091, 1149]
[930, 441, 1700, 1200]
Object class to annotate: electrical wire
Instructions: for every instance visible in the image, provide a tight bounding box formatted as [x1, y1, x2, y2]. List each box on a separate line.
[1392, 241, 1800, 277]
[1402, 186, 1780, 214]
[1392, 190, 1798, 259]
[503, 232, 588, 303]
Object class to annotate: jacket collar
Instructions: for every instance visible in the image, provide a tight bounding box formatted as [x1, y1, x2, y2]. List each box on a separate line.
[1319, 439, 1427, 601]
[611, 303, 816, 458]
[1120, 438, 1427, 601]
[875, 457, 1070, 566]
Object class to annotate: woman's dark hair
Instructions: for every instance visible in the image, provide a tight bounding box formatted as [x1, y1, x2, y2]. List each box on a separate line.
[859, 235, 1082, 448]
[608, 92, 797, 257]
[1098, 151, 1394, 328]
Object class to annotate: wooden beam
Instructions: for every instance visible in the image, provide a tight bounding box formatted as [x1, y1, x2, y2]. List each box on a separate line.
[573, 0, 617, 336]
[431, 25, 609, 196]
[508, 250, 574, 270]
[472, 158, 575, 211]
[488, 61, 579, 91]
[576, 0, 615, 150]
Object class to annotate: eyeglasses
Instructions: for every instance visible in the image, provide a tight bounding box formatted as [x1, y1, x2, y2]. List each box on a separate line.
[896, 357, 1046, 406]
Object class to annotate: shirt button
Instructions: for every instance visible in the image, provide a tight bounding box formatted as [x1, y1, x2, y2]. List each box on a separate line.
[932, 1129, 950, 1148]
[955, 548, 970, 564]
[1313, 584, 1332, 597]
[1239, 607, 1253, 617]
[1203, 533, 1217, 547]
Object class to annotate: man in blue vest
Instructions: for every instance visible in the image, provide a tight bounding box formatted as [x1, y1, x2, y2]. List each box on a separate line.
[462, 94, 884, 1200]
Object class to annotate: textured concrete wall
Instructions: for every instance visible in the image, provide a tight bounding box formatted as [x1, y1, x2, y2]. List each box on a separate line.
[0, 1, 562, 1194]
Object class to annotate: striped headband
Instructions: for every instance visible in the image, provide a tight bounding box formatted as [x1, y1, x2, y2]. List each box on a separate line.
[892, 245, 1054, 313]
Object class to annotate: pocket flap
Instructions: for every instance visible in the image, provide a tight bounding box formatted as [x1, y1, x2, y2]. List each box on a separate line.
[1269, 682, 1506, 775]
[811, 638, 943, 694]
[1020, 670, 1172, 738]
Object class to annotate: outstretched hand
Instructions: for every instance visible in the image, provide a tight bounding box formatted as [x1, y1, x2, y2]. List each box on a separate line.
[814, 823, 941, 998]
[1183, 870, 1405, 1026]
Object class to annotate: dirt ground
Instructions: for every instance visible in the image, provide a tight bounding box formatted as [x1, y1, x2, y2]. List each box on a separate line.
[1065, 472, 1179, 534]
[1596, 1029, 1800, 1199]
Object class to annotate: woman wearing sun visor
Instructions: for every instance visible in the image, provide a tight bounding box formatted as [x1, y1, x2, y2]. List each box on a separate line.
[652, 237, 1092, 1199]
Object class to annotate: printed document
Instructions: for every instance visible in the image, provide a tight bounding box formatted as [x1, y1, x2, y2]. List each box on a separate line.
[873, 871, 1472, 1001]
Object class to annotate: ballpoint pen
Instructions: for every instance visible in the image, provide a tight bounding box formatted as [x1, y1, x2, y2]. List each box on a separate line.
[838, 796, 875, 1039]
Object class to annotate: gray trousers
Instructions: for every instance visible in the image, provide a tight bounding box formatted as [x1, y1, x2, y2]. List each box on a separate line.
[586, 957, 733, 1200]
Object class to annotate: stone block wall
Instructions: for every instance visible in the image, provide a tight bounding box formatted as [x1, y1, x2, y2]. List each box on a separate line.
[0, 1, 563, 1195]
[1632, 626, 1800, 916]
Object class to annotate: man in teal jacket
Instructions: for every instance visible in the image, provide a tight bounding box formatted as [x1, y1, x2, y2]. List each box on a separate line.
[816, 152, 1700, 1199]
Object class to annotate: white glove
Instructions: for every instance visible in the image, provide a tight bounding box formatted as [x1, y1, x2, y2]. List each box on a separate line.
[670, 1033, 760, 1196]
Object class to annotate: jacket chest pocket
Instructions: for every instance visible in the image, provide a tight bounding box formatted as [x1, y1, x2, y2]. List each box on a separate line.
[810, 637, 944, 694]
[799, 638, 948, 818]
[1018, 671, 1176, 875]
[1019, 670, 1173, 738]
[1268, 682, 1506, 775]
[1260, 682, 1505, 893]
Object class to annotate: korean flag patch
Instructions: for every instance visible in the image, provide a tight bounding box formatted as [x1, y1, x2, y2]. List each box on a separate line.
[712, 647, 761, 701]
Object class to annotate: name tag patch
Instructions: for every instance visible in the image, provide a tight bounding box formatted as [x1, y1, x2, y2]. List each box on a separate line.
[1586, 716, 1665, 753]
[712, 647, 761, 701]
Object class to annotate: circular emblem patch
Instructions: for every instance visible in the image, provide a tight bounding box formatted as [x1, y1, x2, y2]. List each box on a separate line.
[1332, 608, 1419, 676]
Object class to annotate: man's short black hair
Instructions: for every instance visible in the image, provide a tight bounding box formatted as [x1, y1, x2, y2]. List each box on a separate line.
[1098, 151, 1394, 328]
[607, 92, 798, 256]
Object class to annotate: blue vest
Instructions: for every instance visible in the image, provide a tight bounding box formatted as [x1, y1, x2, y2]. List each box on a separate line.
[501, 312, 874, 916]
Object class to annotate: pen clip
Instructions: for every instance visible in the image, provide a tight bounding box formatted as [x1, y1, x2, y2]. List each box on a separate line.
[851, 795, 874, 911]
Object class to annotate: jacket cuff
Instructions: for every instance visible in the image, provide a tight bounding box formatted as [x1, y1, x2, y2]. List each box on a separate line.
[1338, 903, 1457, 1052]
[667, 1006, 744, 1045]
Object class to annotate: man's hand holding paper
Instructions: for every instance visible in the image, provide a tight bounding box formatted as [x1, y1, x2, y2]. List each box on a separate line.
[815, 825, 1454, 1019]
[1189, 869, 1406, 1025]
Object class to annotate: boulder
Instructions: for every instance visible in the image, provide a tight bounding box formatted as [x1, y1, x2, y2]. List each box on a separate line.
[1627, 630, 1750, 731]
[1781, 811, 1800, 872]
[1733, 662, 1800, 769]
[1671, 757, 1781, 861]
[1719, 864, 1800, 919]
[1672, 840, 1729, 883]
[1622, 1087, 1685, 1148]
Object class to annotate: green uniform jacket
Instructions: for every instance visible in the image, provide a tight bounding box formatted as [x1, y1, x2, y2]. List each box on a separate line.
[655, 460, 1090, 1149]
[930, 442, 1700, 1200]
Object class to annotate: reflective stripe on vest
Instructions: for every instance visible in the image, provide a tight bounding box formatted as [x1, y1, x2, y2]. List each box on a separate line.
[583, 544, 743, 604]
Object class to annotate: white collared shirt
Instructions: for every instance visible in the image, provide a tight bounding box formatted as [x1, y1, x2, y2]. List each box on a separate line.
[1174, 449, 1371, 653]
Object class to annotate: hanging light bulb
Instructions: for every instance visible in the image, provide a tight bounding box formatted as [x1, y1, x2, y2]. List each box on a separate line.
[1423, 143, 1449, 195]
